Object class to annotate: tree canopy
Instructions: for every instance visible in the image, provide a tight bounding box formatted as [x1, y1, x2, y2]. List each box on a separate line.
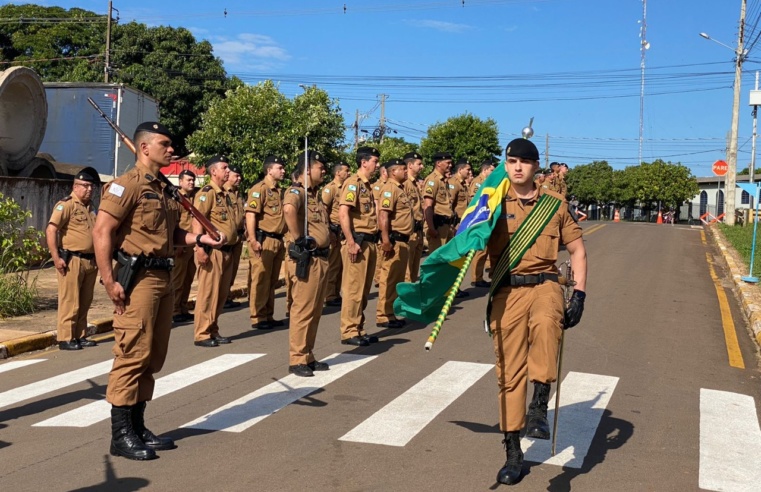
[418, 113, 501, 174]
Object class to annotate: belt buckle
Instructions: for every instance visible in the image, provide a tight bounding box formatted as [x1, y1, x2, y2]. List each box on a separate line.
[537, 273, 545, 284]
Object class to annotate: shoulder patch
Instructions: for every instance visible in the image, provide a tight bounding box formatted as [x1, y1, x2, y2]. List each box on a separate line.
[323, 188, 331, 194]
[56, 204, 64, 211]
[475, 183, 481, 189]
[448, 184, 455, 189]
[381, 198, 391, 208]
[373, 186, 380, 190]
[428, 181, 435, 187]
[199, 195, 207, 202]
[250, 200, 258, 209]
[290, 189, 300, 195]
[383, 191, 392, 197]
[252, 191, 261, 198]
[348, 184, 357, 191]
[345, 191, 356, 202]
[202, 185, 212, 192]
[109, 183, 125, 198]
[425, 187, 433, 195]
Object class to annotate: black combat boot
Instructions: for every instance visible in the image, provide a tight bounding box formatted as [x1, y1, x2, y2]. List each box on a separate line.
[525, 381, 551, 439]
[131, 401, 176, 450]
[497, 431, 523, 485]
[110, 405, 157, 460]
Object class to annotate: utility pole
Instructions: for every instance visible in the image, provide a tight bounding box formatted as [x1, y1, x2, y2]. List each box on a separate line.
[639, 0, 649, 166]
[545, 134, 549, 168]
[354, 109, 359, 150]
[379, 94, 387, 143]
[751, 71, 759, 184]
[726, 0, 747, 225]
[104, 1, 113, 83]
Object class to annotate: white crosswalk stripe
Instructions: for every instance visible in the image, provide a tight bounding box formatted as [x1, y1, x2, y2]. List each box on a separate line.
[522, 372, 620, 469]
[181, 353, 376, 433]
[34, 354, 264, 427]
[699, 388, 761, 492]
[0, 360, 113, 411]
[0, 359, 45, 375]
[339, 361, 492, 447]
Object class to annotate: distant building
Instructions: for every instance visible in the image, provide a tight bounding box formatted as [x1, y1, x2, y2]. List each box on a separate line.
[160, 158, 206, 186]
[684, 174, 761, 220]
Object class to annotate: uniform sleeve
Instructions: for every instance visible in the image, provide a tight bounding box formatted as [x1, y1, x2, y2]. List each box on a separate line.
[340, 180, 360, 209]
[245, 184, 264, 214]
[98, 178, 138, 223]
[372, 184, 382, 201]
[559, 203, 583, 245]
[48, 200, 70, 227]
[379, 184, 396, 212]
[423, 176, 438, 200]
[194, 189, 213, 217]
[321, 185, 335, 209]
[282, 187, 304, 210]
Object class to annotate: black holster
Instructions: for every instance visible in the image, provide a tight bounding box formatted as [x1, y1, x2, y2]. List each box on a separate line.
[114, 250, 143, 296]
[57, 248, 72, 266]
[288, 242, 312, 280]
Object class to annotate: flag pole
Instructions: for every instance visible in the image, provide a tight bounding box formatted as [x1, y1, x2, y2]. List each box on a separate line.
[424, 249, 476, 351]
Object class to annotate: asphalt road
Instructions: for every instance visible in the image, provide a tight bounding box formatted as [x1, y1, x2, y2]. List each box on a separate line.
[1, 222, 760, 492]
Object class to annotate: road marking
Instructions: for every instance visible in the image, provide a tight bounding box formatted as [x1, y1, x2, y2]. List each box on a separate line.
[0, 360, 112, 411]
[181, 353, 376, 433]
[700, 389, 761, 491]
[704, 250, 745, 369]
[522, 371, 619, 469]
[583, 224, 607, 236]
[339, 361, 492, 447]
[34, 354, 263, 427]
[0, 359, 45, 374]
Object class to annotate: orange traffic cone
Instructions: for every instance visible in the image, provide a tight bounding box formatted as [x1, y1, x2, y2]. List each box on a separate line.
[613, 209, 620, 222]
[656, 210, 663, 224]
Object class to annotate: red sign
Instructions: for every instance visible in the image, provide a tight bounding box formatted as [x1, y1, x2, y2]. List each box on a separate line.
[712, 160, 729, 176]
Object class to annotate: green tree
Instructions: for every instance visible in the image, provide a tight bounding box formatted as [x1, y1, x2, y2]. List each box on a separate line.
[565, 161, 614, 205]
[186, 81, 346, 190]
[633, 159, 699, 209]
[358, 136, 418, 162]
[418, 113, 501, 175]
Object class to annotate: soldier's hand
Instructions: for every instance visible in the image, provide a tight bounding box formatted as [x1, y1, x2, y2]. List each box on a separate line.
[381, 241, 394, 259]
[347, 241, 362, 263]
[564, 290, 586, 329]
[249, 240, 263, 259]
[196, 247, 210, 266]
[54, 257, 67, 276]
[104, 280, 126, 315]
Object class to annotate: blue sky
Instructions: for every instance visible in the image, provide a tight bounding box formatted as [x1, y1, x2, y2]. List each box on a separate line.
[7, 0, 758, 175]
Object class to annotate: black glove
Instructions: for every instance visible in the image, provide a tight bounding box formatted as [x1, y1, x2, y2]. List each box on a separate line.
[294, 236, 308, 248]
[564, 290, 586, 329]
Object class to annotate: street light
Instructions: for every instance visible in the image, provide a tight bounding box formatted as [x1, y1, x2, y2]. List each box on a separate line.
[700, 22, 746, 225]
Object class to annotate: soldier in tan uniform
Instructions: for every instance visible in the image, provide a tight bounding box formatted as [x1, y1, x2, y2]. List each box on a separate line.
[423, 152, 454, 253]
[93, 122, 225, 460]
[321, 161, 350, 307]
[171, 170, 197, 323]
[403, 152, 424, 282]
[46, 168, 100, 350]
[192, 155, 240, 347]
[246, 155, 287, 330]
[546, 162, 561, 194]
[469, 158, 496, 288]
[283, 150, 331, 377]
[557, 162, 569, 198]
[224, 164, 245, 309]
[338, 146, 381, 347]
[487, 139, 587, 485]
[372, 166, 388, 287]
[448, 157, 473, 222]
[377, 159, 414, 328]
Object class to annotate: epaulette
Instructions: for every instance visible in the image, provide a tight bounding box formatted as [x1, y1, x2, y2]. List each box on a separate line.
[201, 185, 213, 192]
[60, 196, 72, 201]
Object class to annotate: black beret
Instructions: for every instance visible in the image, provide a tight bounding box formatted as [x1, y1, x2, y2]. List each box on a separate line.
[357, 146, 381, 158]
[456, 157, 471, 166]
[432, 152, 453, 162]
[482, 157, 498, 167]
[543, 168, 554, 175]
[264, 155, 284, 165]
[505, 139, 539, 161]
[549, 161, 560, 169]
[134, 121, 172, 140]
[560, 162, 569, 169]
[205, 154, 229, 169]
[382, 158, 405, 169]
[403, 152, 422, 161]
[296, 150, 326, 167]
[75, 168, 98, 183]
[228, 164, 242, 175]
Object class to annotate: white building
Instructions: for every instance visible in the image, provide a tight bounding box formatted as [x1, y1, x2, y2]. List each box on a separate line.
[685, 174, 761, 221]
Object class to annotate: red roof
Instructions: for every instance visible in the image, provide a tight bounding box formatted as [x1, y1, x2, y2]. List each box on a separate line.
[161, 160, 206, 177]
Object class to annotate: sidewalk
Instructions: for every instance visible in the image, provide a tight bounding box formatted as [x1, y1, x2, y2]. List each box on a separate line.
[0, 259, 255, 358]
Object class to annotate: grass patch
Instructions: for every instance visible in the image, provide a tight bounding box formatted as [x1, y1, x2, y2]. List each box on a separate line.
[0, 270, 38, 318]
[718, 223, 761, 275]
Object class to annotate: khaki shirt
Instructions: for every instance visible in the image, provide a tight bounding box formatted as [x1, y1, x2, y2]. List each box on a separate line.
[321, 179, 343, 225]
[283, 186, 330, 249]
[225, 184, 245, 233]
[340, 174, 377, 234]
[557, 176, 568, 198]
[245, 176, 285, 235]
[403, 176, 424, 222]
[49, 192, 96, 253]
[468, 173, 487, 200]
[177, 188, 196, 232]
[487, 185, 582, 276]
[379, 181, 414, 236]
[372, 177, 387, 202]
[99, 163, 180, 258]
[422, 169, 453, 217]
[194, 180, 239, 246]
[448, 175, 469, 218]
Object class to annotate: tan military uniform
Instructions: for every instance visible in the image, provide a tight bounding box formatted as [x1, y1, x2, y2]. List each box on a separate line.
[98, 163, 180, 406]
[321, 178, 344, 303]
[339, 174, 377, 340]
[423, 169, 453, 252]
[226, 183, 246, 299]
[193, 180, 239, 342]
[557, 175, 568, 198]
[377, 180, 414, 324]
[246, 176, 286, 324]
[404, 175, 424, 282]
[283, 185, 330, 365]
[49, 193, 98, 343]
[468, 173, 490, 284]
[486, 185, 582, 432]
[171, 188, 197, 316]
[448, 175, 469, 220]
[372, 177, 387, 285]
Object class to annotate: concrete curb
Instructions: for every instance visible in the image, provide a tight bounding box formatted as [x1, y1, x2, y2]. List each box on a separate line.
[708, 225, 761, 348]
[0, 285, 249, 359]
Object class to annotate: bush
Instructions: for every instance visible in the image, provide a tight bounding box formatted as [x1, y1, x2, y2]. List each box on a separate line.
[0, 192, 47, 317]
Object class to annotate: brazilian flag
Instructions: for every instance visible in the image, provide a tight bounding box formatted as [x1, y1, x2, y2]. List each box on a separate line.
[394, 163, 511, 324]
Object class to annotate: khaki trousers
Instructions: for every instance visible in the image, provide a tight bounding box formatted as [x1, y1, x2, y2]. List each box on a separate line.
[324, 241, 343, 302]
[171, 247, 196, 315]
[194, 249, 234, 341]
[377, 241, 409, 323]
[107, 270, 173, 406]
[490, 281, 564, 432]
[426, 224, 452, 253]
[228, 240, 243, 299]
[288, 255, 328, 365]
[56, 256, 97, 342]
[405, 230, 424, 282]
[339, 240, 377, 340]
[248, 237, 285, 324]
[471, 249, 489, 283]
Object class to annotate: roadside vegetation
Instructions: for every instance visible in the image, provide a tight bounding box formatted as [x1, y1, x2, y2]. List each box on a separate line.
[718, 223, 761, 276]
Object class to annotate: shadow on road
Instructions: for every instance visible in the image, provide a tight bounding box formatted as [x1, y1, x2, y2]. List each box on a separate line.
[70, 455, 150, 491]
[0, 379, 105, 425]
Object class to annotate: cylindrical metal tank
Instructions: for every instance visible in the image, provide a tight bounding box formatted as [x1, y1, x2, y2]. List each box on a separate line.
[0, 67, 48, 171]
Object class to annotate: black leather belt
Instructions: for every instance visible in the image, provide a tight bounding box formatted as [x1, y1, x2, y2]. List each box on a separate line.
[63, 249, 95, 260]
[352, 232, 380, 244]
[220, 245, 234, 253]
[328, 223, 345, 240]
[313, 247, 330, 258]
[434, 214, 456, 227]
[508, 273, 559, 286]
[390, 232, 410, 243]
[143, 257, 174, 271]
[256, 229, 284, 241]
